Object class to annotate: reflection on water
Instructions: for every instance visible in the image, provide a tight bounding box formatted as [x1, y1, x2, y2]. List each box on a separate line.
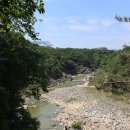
[28, 102, 64, 130]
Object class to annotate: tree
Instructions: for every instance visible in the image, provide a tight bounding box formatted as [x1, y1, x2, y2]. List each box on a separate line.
[115, 15, 130, 22]
[0, 1, 45, 130]
[0, 32, 46, 130]
[0, 0, 45, 39]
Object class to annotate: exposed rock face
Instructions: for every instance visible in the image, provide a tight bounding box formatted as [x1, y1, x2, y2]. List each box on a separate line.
[41, 75, 130, 130]
[49, 73, 74, 88]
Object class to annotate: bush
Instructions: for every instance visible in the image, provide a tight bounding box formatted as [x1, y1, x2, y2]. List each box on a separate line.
[115, 88, 124, 95]
[71, 122, 82, 129]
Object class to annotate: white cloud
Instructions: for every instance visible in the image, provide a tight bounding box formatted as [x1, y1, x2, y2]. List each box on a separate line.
[69, 23, 97, 32]
[101, 20, 115, 27]
[87, 19, 97, 25]
[122, 22, 130, 31]
[67, 18, 114, 32]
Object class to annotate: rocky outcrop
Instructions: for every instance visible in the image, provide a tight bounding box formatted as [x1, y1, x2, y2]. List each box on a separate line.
[49, 73, 73, 88]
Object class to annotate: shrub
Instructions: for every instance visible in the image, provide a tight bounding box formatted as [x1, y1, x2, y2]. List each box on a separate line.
[115, 88, 124, 95]
[71, 122, 82, 129]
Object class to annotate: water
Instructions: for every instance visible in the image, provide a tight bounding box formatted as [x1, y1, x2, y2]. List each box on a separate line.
[28, 102, 64, 130]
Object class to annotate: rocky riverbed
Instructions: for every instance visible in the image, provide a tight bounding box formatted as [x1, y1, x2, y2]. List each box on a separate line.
[41, 75, 130, 130]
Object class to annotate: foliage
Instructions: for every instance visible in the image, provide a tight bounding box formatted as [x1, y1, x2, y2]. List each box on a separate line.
[0, 0, 44, 39]
[0, 33, 48, 130]
[0, 1, 45, 130]
[35, 46, 112, 79]
[91, 46, 130, 94]
[71, 122, 82, 129]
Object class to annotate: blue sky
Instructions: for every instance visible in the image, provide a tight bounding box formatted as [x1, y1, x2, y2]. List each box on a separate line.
[34, 0, 130, 49]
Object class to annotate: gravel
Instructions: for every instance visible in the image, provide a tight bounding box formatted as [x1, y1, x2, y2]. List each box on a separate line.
[41, 83, 130, 130]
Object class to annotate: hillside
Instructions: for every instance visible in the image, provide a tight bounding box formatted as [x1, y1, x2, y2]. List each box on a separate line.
[90, 46, 130, 95]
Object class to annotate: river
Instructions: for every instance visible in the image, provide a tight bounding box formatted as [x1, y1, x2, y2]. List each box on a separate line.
[28, 102, 64, 130]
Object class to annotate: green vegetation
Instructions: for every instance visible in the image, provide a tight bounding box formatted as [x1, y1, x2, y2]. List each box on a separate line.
[35, 46, 112, 78]
[0, 0, 45, 130]
[0, 0, 44, 40]
[90, 46, 130, 96]
[0, 33, 43, 130]
[71, 122, 82, 129]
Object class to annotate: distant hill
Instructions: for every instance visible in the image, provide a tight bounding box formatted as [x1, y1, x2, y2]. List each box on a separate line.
[33, 40, 53, 47]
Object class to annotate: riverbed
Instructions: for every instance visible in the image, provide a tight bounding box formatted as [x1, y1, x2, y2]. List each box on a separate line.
[29, 73, 130, 130]
[28, 74, 86, 130]
[41, 75, 130, 130]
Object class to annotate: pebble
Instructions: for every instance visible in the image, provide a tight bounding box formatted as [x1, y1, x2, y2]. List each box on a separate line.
[41, 74, 130, 130]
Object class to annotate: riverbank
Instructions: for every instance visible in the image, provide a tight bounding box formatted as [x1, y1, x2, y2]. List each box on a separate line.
[41, 74, 130, 130]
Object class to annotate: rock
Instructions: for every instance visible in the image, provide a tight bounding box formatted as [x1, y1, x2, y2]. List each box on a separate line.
[23, 105, 28, 110]
[93, 121, 99, 123]
[54, 112, 58, 114]
[59, 122, 63, 126]
[51, 123, 57, 127]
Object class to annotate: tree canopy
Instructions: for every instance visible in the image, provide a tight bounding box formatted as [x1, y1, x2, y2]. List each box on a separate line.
[0, 1, 45, 130]
[0, 0, 45, 39]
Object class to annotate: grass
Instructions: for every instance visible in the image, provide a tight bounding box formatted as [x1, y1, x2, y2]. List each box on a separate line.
[110, 94, 125, 101]
[87, 87, 130, 104]
[71, 122, 82, 129]
[109, 93, 130, 104]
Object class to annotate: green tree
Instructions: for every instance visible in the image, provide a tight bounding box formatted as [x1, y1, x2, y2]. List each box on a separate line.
[0, 0, 45, 39]
[0, 33, 45, 130]
[0, 1, 45, 130]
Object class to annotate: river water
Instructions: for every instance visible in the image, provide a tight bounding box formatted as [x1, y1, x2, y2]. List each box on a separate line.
[28, 102, 64, 130]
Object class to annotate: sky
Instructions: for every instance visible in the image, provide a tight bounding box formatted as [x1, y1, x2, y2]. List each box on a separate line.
[34, 0, 130, 49]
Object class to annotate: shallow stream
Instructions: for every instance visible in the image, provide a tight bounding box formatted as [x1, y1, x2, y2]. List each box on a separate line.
[28, 102, 64, 130]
